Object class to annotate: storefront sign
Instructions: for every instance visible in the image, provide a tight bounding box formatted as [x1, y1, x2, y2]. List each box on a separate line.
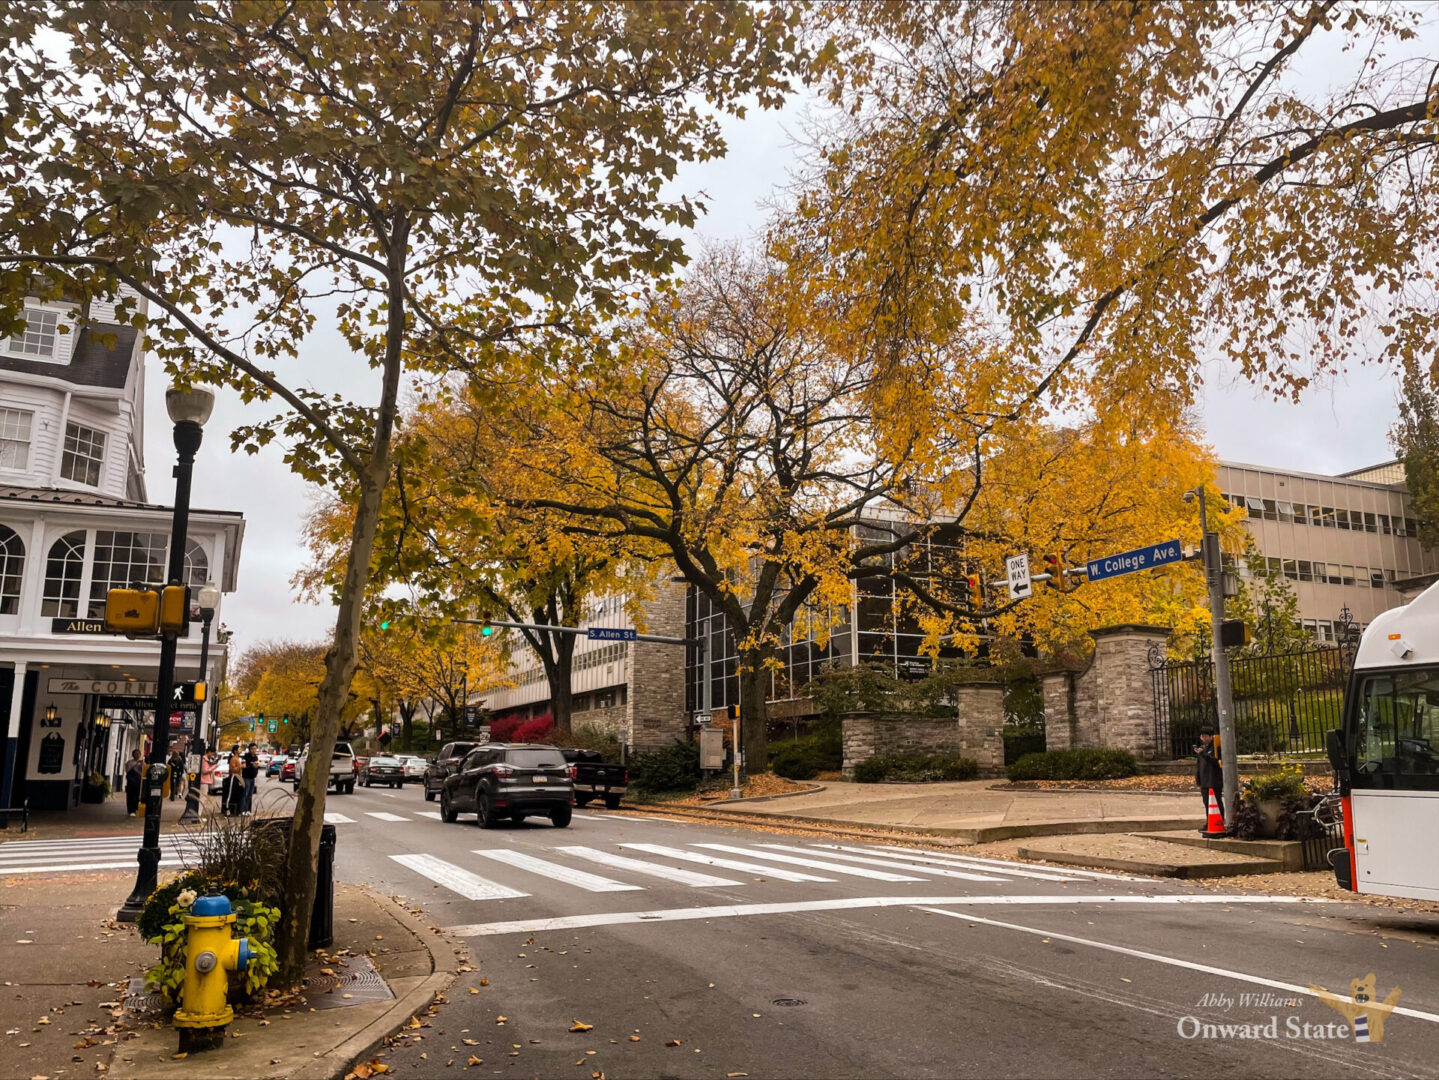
[49, 618, 110, 635]
[49, 678, 158, 697]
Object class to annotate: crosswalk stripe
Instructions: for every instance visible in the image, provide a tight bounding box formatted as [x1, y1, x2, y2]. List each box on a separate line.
[859, 845, 1139, 882]
[389, 853, 529, 901]
[415, 811, 442, 820]
[619, 843, 836, 883]
[0, 841, 200, 861]
[556, 846, 743, 888]
[759, 844, 1007, 882]
[323, 813, 355, 824]
[364, 812, 409, 822]
[0, 835, 197, 850]
[693, 844, 925, 882]
[470, 849, 642, 893]
[0, 856, 188, 875]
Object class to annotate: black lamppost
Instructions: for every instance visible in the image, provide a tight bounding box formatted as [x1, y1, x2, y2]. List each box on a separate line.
[178, 580, 221, 825]
[118, 384, 215, 922]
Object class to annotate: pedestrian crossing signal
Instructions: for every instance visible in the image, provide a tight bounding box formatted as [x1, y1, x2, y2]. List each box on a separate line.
[104, 588, 160, 634]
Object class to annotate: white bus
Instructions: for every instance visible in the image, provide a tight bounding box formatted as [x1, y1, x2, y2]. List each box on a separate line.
[1327, 580, 1439, 901]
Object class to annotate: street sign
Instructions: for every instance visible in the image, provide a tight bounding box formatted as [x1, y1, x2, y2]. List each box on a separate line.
[1085, 539, 1184, 582]
[587, 627, 637, 642]
[267, 719, 278, 733]
[1005, 553, 1033, 600]
[464, 705, 479, 727]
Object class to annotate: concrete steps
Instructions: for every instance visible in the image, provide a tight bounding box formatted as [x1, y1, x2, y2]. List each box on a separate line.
[1135, 830, 1304, 871]
[1017, 833, 1287, 878]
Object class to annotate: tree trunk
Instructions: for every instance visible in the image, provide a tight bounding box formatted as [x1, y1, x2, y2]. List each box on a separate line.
[275, 472, 385, 985]
[550, 644, 575, 737]
[737, 649, 771, 773]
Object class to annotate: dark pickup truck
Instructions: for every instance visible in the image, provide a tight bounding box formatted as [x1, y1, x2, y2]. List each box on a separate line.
[561, 748, 628, 809]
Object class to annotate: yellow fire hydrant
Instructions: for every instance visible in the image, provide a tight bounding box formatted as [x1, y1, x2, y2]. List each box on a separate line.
[174, 894, 251, 1054]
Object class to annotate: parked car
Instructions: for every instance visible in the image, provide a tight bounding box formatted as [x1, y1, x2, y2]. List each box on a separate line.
[279, 758, 296, 781]
[440, 743, 574, 828]
[206, 755, 229, 795]
[362, 755, 406, 788]
[398, 755, 428, 783]
[294, 741, 357, 794]
[422, 741, 481, 802]
[561, 748, 628, 809]
[266, 754, 289, 777]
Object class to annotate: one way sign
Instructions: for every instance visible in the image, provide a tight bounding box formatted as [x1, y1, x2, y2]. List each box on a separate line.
[1006, 554, 1033, 600]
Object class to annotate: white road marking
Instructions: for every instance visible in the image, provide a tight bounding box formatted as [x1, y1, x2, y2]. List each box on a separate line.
[444, 893, 1317, 937]
[0, 841, 200, 860]
[323, 813, 355, 824]
[365, 812, 410, 822]
[620, 843, 836, 883]
[694, 843, 924, 882]
[918, 907, 1439, 1024]
[556, 846, 743, 887]
[875, 846, 1150, 882]
[0, 857, 188, 875]
[389, 853, 529, 901]
[415, 811, 442, 820]
[826, 846, 1086, 882]
[471, 849, 643, 893]
[759, 844, 1007, 882]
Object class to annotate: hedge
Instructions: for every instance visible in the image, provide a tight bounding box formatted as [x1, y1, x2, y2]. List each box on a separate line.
[852, 754, 978, 783]
[1006, 748, 1138, 782]
[768, 731, 843, 781]
[627, 740, 701, 795]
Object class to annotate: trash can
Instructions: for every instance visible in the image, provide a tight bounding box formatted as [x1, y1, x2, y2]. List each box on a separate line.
[309, 823, 336, 949]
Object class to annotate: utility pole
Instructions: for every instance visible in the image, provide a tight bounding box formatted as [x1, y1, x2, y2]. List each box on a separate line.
[1197, 489, 1239, 830]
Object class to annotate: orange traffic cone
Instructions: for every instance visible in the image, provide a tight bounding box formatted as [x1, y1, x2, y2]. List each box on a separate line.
[1204, 788, 1226, 837]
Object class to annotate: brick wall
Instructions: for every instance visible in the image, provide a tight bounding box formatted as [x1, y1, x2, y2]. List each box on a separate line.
[841, 683, 1005, 778]
[954, 684, 1005, 777]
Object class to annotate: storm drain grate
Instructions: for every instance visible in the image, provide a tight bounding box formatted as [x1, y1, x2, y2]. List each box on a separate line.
[124, 977, 164, 1018]
[771, 998, 806, 1007]
[304, 955, 394, 1011]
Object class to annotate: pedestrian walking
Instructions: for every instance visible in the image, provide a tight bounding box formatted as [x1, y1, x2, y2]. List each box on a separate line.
[241, 742, 260, 814]
[1194, 724, 1224, 833]
[199, 750, 218, 809]
[124, 749, 144, 816]
[168, 744, 186, 801]
[224, 747, 244, 817]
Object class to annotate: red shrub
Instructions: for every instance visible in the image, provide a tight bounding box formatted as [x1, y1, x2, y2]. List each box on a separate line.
[512, 714, 555, 743]
[489, 715, 523, 741]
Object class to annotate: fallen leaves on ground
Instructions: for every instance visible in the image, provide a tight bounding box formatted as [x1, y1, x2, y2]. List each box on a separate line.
[569, 1021, 593, 1033]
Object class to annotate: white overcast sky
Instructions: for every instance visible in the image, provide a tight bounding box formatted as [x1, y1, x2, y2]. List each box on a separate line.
[144, 24, 1421, 657]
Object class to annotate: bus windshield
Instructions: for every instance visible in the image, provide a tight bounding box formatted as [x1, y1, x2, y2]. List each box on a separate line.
[1351, 668, 1439, 789]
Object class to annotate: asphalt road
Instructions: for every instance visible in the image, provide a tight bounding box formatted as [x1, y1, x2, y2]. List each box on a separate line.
[309, 780, 1439, 1079]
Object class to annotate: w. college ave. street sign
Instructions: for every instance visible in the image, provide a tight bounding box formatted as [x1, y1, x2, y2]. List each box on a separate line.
[1085, 539, 1184, 582]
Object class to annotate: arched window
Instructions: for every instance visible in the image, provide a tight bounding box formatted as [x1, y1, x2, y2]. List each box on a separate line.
[0, 524, 23, 615]
[184, 539, 209, 589]
[42, 530, 86, 618]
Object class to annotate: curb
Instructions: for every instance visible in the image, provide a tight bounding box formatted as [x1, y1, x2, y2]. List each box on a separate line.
[294, 889, 461, 1080]
[1015, 843, 1286, 879]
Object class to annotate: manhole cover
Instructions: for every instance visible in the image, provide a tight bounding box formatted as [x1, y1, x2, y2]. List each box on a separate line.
[304, 955, 394, 1011]
[771, 997, 806, 1007]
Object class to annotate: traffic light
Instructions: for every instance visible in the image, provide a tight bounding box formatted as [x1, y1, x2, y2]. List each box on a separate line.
[965, 573, 983, 609]
[481, 620, 493, 637]
[158, 584, 189, 632]
[379, 619, 390, 631]
[104, 587, 160, 634]
[1042, 553, 1066, 590]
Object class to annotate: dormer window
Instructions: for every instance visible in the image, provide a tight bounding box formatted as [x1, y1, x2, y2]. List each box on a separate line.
[7, 305, 61, 359]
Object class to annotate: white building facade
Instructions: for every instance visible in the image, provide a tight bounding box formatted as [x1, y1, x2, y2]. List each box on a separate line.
[0, 288, 245, 816]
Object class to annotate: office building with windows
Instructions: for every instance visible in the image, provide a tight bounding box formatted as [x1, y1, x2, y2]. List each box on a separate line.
[0, 287, 245, 815]
[1217, 460, 1439, 641]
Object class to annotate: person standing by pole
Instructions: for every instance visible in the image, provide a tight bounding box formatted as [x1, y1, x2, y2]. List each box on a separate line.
[241, 742, 260, 815]
[1194, 725, 1224, 833]
[124, 749, 144, 816]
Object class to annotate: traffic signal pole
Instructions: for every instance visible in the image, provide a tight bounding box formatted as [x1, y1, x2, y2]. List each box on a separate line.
[1198, 490, 1240, 831]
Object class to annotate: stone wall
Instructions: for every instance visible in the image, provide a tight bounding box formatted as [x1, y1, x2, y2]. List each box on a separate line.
[1039, 624, 1169, 759]
[627, 578, 690, 752]
[841, 682, 1006, 778]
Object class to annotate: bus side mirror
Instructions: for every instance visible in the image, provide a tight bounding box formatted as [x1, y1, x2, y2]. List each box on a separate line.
[1325, 728, 1346, 774]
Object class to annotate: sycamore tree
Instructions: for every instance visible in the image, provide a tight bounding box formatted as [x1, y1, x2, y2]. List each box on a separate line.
[496, 249, 1220, 765]
[0, 2, 806, 982]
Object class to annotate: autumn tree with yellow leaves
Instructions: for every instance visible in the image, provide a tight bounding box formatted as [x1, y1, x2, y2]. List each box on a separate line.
[0, 1, 809, 981]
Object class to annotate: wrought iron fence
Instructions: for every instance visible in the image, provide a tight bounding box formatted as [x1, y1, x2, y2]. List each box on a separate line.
[1150, 643, 1355, 761]
[1298, 795, 1347, 873]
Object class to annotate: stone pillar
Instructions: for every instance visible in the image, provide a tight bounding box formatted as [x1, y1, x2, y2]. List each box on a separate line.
[1040, 671, 1075, 751]
[627, 579, 689, 752]
[954, 683, 1005, 778]
[1083, 624, 1169, 759]
[841, 714, 877, 779]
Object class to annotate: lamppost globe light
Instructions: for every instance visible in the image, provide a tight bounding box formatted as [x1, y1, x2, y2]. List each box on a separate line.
[197, 580, 221, 613]
[164, 384, 217, 427]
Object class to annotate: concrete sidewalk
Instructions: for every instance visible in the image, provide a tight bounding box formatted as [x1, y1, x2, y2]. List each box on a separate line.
[701, 779, 1201, 842]
[0, 871, 458, 1080]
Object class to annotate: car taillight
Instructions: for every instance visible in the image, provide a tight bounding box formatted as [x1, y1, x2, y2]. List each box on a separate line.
[566, 765, 578, 781]
[493, 764, 514, 777]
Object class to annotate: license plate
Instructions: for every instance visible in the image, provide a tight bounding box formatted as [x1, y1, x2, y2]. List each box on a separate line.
[532, 775, 547, 784]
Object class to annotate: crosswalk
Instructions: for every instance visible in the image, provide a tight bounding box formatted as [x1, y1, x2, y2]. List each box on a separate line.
[0, 834, 202, 875]
[384, 840, 1148, 902]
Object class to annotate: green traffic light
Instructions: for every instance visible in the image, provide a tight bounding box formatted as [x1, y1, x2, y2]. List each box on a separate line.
[380, 620, 389, 630]
[481, 624, 492, 636]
